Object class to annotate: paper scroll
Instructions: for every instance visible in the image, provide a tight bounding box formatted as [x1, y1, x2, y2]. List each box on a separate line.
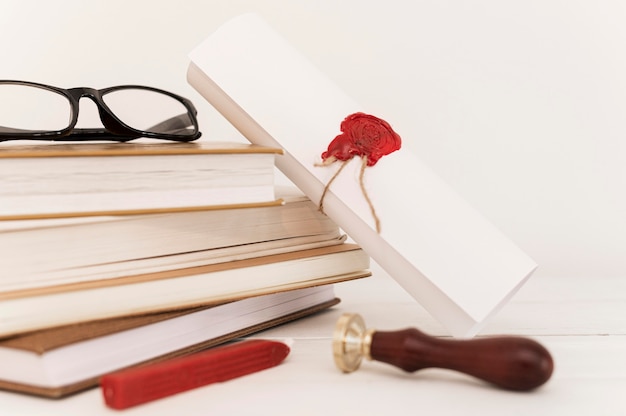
[188, 13, 537, 337]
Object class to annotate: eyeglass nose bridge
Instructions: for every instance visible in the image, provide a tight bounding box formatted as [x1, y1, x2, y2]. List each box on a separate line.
[66, 87, 134, 135]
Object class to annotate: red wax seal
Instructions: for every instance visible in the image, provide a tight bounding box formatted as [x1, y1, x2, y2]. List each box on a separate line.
[317, 113, 402, 233]
[321, 112, 401, 166]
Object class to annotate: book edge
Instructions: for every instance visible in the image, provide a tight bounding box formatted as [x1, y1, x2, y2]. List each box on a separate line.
[0, 142, 283, 158]
[0, 243, 362, 300]
[0, 198, 284, 222]
[0, 268, 371, 338]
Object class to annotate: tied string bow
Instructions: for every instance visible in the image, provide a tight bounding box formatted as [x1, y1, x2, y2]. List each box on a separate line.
[316, 112, 401, 233]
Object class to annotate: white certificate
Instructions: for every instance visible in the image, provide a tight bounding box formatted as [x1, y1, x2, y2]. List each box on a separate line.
[188, 13, 537, 337]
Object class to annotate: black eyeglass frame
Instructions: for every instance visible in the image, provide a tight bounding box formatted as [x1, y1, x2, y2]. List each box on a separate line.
[0, 80, 201, 142]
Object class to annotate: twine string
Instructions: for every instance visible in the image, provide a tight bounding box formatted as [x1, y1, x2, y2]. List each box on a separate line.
[317, 155, 382, 234]
[317, 157, 347, 214]
[358, 156, 381, 233]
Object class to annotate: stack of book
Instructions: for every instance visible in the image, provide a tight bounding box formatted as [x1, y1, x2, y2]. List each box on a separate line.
[0, 141, 371, 398]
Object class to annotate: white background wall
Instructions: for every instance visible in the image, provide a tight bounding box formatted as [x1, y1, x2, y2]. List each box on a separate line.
[1, 0, 624, 279]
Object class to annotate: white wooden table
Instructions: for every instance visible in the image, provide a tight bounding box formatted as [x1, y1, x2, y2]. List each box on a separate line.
[1, 262, 624, 415]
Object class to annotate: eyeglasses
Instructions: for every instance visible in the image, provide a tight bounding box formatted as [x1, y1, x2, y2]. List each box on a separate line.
[0, 80, 201, 142]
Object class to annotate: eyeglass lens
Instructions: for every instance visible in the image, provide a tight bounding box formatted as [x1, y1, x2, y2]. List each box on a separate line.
[0, 84, 72, 132]
[102, 88, 195, 136]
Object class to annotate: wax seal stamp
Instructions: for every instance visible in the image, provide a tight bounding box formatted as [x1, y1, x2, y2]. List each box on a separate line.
[333, 313, 554, 391]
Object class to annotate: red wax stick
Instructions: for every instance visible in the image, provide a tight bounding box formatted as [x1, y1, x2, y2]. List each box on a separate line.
[101, 340, 290, 410]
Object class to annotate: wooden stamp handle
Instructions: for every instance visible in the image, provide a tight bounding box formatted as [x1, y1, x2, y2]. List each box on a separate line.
[370, 328, 553, 391]
[332, 314, 554, 391]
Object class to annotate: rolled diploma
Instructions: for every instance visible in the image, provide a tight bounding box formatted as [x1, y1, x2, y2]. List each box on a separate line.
[188, 13, 537, 337]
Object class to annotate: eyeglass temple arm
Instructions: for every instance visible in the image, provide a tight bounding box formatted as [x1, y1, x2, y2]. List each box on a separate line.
[0, 114, 196, 142]
[145, 113, 195, 135]
[0, 125, 141, 142]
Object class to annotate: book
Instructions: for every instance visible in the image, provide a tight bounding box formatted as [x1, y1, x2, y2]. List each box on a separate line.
[0, 244, 370, 337]
[0, 141, 282, 219]
[188, 13, 537, 337]
[0, 285, 340, 398]
[0, 187, 344, 292]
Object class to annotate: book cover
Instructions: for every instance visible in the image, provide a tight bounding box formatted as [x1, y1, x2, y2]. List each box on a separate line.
[0, 286, 340, 398]
[188, 13, 538, 337]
